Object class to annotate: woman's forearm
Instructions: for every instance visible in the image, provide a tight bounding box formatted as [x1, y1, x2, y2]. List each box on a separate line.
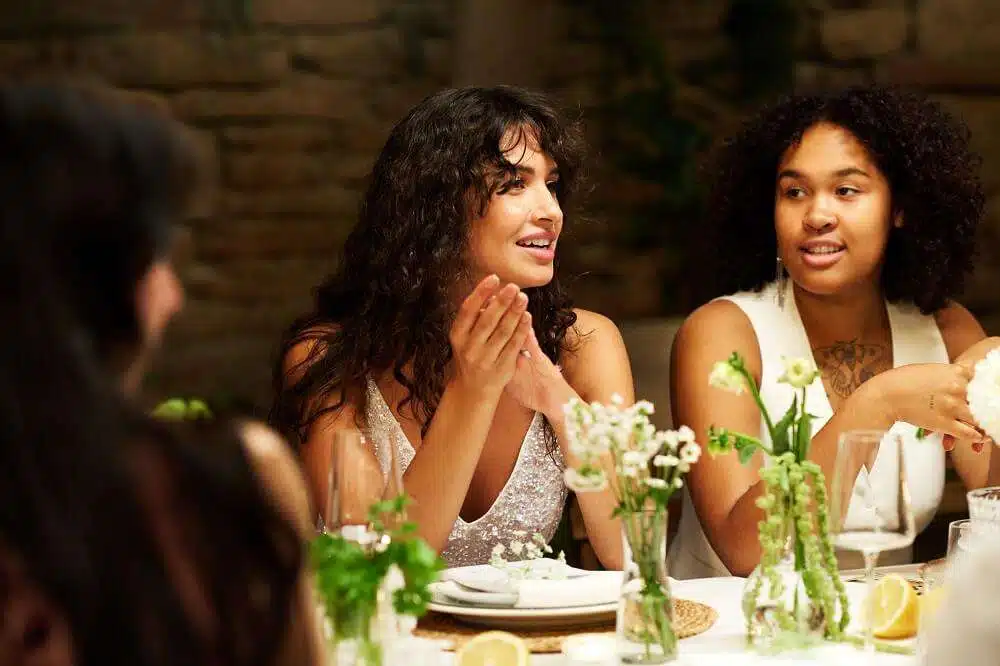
[711, 379, 894, 575]
[541, 385, 624, 570]
[401, 380, 503, 553]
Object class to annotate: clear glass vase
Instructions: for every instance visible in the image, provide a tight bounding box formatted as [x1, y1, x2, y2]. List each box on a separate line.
[617, 508, 677, 665]
[742, 514, 826, 649]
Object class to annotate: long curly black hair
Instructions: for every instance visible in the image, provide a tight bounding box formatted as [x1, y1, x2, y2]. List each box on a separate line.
[704, 85, 984, 313]
[270, 86, 584, 446]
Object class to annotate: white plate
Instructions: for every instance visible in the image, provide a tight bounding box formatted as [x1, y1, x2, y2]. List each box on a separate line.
[428, 584, 617, 630]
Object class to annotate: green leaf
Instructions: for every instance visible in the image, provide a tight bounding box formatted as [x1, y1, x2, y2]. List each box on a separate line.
[737, 440, 757, 464]
[771, 396, 797, 456]
[795, 410, 813, 461]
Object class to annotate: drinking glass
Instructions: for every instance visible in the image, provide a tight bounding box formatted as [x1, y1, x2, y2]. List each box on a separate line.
[947, 519, 973, 560]
[830, 429, 915, 652]
[321, 428, 403, 541]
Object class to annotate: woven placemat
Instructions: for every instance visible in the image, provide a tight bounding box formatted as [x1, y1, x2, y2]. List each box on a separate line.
[415, 599, 718, 654]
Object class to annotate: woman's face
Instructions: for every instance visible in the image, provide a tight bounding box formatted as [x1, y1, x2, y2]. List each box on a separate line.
[775, 121, 899, 298]
[466, 130, 563, 289]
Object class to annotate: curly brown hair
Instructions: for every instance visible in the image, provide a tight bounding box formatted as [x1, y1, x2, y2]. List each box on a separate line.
[704, 85, 984, 313]
[270, 86, 584, 447]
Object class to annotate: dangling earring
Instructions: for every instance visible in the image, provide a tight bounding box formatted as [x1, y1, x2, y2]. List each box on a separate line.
[775, 255, 787, 309]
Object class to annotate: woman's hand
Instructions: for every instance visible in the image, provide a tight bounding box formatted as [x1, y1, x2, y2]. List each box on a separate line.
[449, 275, 532, 398]
[505, 326, 574, 419]
[871, 362, 986, 449]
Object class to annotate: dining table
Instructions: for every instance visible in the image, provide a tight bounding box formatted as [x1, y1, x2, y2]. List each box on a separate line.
[427, 564, 926, 666]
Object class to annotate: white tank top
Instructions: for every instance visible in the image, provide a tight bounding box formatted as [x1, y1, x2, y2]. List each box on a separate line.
[668, 281, 948, 579]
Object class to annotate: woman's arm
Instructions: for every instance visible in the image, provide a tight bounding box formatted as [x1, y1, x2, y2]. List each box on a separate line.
[935, 302, 1000, 489]
[286, 277, 533, 554]
[672, 300, 982, 576]
[504, 309, 633, 570]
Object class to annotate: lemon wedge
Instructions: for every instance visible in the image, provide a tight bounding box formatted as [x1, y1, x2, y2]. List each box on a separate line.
[919, 584, 948, 628]
[456, 631, 529, 666]
[865, 573, 919, 639]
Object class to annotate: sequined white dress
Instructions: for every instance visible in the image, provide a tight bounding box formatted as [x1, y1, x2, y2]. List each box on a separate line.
[363, 378, 568, 567]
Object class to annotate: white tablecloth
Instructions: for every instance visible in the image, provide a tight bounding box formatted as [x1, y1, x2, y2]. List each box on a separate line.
[437, 576, 916, 665]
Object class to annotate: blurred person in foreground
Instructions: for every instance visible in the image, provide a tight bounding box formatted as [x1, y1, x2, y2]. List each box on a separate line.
[0, 82, 324, 666]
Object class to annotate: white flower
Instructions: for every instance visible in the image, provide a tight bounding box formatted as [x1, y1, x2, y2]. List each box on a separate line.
[676, 425, 696, 443]
[492, 544, 505, 556]
[622, 450, 648, 467]
[644, 478, 668, 489]
[654, 454, 679, 467]
[563, 467, 608, 492]
[509, 540, 524, 556]
[680, 442, 701, 464]
[968, 348, 1000, 443]
[673, 477, 684, 489]
[777, 356, 819, 389]
[611, 393, 625, 406]
[661, 431, 680, 451]
[709, 360, 746, 394]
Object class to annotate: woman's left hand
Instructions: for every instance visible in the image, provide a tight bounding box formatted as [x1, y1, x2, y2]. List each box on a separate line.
[505, 327, 575, 419]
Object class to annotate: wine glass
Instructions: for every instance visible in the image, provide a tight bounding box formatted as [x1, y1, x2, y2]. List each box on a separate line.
[322, 428, 403, 542]
[830, 429, 915, 652]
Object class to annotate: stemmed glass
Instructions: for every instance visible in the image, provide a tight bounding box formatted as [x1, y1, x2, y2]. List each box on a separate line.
[321, 428, 403, 542]
[830, 429, 915, 652]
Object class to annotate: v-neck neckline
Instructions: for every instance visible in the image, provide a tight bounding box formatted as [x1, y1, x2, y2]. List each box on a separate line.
[366, 378, 541, 526]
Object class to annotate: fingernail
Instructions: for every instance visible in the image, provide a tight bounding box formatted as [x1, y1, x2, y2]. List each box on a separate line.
[517, 292, 528, 304]
[486, 274, 499, 285]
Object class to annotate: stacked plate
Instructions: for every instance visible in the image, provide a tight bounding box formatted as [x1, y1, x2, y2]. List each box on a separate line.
[428, 560, 621, 629]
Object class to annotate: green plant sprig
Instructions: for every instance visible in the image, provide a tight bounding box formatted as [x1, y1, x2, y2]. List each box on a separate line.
[311, 495, 444, 664]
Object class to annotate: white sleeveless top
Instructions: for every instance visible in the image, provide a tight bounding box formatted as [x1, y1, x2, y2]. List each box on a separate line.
[669, 281, 948, 579]
[362, 378, 568, 567]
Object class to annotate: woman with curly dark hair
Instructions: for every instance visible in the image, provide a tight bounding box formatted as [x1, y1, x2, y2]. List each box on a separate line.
[0, 82, 323, 665]
[271, 86, 629, 569]
[669, 85, 1000, 579]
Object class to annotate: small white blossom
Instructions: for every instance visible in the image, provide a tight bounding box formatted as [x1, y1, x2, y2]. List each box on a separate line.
[709, 360, 746, 394]
[564, 467, 608, 492]
[680, 442, 701, 464]
[777, 356, 820, 389]
[622, 451, 647, 467]
[968, 348, 1000, 443]
[673, 477, 684, 489]
[492, 544, 505, 557]
[509, 540, 524, 556]
[610, 393, 625, 406]
[654, 454, 679, 467]
[645, 478, 668, 489]
[676, 425, 696, 443]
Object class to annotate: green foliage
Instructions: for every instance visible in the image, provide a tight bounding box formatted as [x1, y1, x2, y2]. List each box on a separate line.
[311, 495, 444, 663]
[151, 397, 213, 421]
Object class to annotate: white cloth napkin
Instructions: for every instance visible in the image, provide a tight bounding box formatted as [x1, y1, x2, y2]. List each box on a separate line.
[438, 570, 621, 609]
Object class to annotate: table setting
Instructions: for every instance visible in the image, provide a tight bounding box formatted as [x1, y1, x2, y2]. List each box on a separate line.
[311, 349, 1000, 666]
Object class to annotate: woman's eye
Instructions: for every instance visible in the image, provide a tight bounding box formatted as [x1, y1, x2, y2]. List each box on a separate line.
[836, 186, 860, 197]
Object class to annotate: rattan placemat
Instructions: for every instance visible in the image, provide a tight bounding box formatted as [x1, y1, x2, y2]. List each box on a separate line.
[415, 598, 718, 653]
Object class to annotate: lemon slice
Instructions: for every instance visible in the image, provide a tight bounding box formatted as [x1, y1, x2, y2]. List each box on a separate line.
[865, 573, 919, 639]
[456, 631, 529, 666]
[919, 584, 948, 628]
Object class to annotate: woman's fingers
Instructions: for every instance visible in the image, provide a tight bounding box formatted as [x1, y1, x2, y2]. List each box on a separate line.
[484, 292, 528, 358]
[496, 312, 532, 370]
[465, 283, 519, 350]
[452, 274, 501, 342]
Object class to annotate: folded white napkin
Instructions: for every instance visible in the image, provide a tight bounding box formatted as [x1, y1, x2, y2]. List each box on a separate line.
[438, 570, 621, 609]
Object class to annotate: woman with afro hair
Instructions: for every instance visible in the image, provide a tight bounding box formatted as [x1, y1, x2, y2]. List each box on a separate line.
[669, 85, 1000, 579]
[271, 86, 629, 570]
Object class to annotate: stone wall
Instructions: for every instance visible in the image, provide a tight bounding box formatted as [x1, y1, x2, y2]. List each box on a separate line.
[2, 0, 1000, 410]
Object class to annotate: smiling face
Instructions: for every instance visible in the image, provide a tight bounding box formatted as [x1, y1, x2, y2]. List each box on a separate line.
[775, 121, 898, 298]
[466, 127, 563, 288]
